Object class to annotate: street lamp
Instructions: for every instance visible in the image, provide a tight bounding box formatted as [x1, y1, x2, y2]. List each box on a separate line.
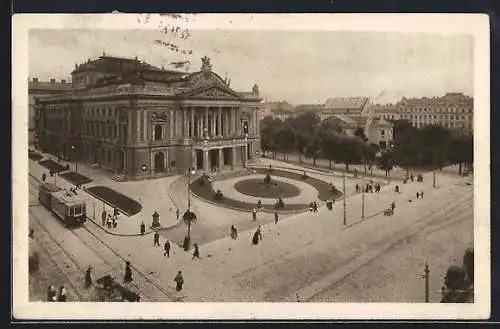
[71, 145, 78, 172]
[141, 164, 147, 178]
[244, 133, 248, 168]
[342, 172, 347, 225]
[187, 168, 196, 210]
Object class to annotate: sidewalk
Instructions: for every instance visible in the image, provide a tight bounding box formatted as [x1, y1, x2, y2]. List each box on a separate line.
[29, 152, 181, 236]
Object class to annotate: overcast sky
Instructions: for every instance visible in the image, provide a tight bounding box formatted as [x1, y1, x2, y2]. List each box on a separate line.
[29, 29, 473, 104]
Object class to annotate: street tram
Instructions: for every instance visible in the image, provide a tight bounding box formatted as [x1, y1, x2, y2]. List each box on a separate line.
[38, 183, 87, 227]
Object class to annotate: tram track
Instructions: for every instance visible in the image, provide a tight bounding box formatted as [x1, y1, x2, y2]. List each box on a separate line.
[28, 175, 177, 302]
[304, 188, 473, 302]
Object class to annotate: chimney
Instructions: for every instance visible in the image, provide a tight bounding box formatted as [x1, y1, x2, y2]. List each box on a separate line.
[33, 77, 39, 83]
[50, 78, 56, 83]
[61, 79, 66, 84]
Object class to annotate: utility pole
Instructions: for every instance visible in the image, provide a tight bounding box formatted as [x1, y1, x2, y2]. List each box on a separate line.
[433, 171, 436, 188]
[424, 263, 430, 303]
[93, 202, 95, 220]
[343, 172, 347, 225]
[361, 189, 365, 220]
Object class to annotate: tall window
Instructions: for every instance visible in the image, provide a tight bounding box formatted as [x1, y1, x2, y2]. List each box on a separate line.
[154, 125, 163, 141]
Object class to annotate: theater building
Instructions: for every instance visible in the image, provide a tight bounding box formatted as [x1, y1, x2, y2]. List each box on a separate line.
[36, 55, 262, 180]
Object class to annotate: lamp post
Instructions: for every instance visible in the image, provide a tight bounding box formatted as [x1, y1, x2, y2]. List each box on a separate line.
[433, 171, 436, 188]
[187, 168, 196, 210]
[343, 172, 347, 225]
[71, 145, 78, 173]
[244, 133, 248, 168]
[141, 164, 147, 179]
[361, 188, 365, 221]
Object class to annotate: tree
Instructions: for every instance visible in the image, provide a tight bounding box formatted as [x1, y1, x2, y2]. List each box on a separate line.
[332, 136, 363, 171]
[182, 210, 197, 247]
[354, 127, 369, 142]
[377, 150, 395, 177]
[285, 112, 320, 163]
[260, 116, 283, 158]
[420, 125, 452, 169]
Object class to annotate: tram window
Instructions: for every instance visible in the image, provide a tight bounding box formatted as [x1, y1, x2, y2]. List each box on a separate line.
[69, 208, 74, 216]
[74, 206, 82, 216]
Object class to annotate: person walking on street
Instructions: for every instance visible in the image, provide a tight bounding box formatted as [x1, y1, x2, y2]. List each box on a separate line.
[230, 225, 238, 239]
[252, 226, 263, 245]
[153, 231, 160, 246]
[101, 210, 107, 226]
[391, 202, 396, 212]
[107, 215, 112, 229]
[313, 202, 318, 212]
[174, 271, 184, 292]
[57, 286, 67, 302]
[47, 286, 57, 302]
[85, 265, 92, 288]
[140, 222, 146, 236]
[192, 243, 200, 259]
[176, 208, 180, 220]
[252, 208, 257, 221]
[416, 192, 420, 199]
[124, 261, 133, 283]
[164, 240, 171, 257]
[274, 212, 279, 224]
[420, 191, 424, 199]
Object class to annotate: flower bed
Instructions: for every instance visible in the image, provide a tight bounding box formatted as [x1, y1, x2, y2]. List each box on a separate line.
[38, 159, 68, 173]
[86, 186, 142, 216]
[59, 172, 93, 185]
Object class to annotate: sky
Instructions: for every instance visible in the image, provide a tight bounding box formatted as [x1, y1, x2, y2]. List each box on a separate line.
[29, 28, 473, 105]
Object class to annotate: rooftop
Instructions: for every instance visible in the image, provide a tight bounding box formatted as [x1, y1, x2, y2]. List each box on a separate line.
[324, 97, 369, 110]
[52, 189, 88, 206]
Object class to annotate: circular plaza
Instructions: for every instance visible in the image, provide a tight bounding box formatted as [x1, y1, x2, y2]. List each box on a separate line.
[189, 167, 343, 213]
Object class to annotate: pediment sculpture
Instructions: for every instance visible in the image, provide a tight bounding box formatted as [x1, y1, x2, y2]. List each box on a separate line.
[190, 87, 240, 99]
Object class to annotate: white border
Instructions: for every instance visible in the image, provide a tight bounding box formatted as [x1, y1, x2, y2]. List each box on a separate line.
[12, 13, 490, 320]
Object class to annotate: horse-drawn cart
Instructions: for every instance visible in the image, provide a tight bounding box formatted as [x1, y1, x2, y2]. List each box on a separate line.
[383, 208, 394, 216]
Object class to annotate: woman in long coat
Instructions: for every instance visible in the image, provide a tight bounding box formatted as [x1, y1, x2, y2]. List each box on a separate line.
[124, 261, 133, 283]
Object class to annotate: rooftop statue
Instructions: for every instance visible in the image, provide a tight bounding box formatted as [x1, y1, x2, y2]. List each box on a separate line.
[252, 83, 259, 95]
[201, 56, 212, 72]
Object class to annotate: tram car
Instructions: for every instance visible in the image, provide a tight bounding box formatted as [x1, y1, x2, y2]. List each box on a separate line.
[38, 183, 87, 227]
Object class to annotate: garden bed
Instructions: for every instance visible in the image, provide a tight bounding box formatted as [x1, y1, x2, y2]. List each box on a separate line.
[190, 169, 343, 212]
[59, 172, 93, 185]
[85, 186, 142, 216]
[28, 151, 43, 162]
[38, 159, 68, 173]
[234, 178, 301, 198]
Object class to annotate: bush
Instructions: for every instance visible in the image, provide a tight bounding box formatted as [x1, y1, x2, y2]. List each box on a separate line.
[214, 189, 224, 200]
[301, 171, 308, 180]
[264, 173, 272, 185]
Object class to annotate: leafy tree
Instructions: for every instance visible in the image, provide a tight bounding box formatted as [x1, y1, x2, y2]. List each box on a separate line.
[332, 136, 363, 171]
[377, 150, 395, 177]
[354, 127, 369, 142]
[182, 210, 197, 245]
[419, 125, 452, 169]
[285, 112, 320, 163]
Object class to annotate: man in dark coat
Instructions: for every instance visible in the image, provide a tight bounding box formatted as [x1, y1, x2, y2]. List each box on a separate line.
[176, 208, 180, 220]
[124, 261, 133, 283]
[174, 271, 184, 292]
[85, 265, 93, 288]
[192, 243, 200, 259]
[252, 226, 262, 245]
[164, 240, 171, 257]
[140, 222, 146, 235]
[274, 212, 279, 224]
[153, 231, 160, 246]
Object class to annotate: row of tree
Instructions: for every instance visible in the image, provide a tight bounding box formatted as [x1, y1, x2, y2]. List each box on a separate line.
[260, 112, 473, 176]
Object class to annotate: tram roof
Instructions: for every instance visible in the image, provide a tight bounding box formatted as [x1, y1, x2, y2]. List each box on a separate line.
[40, 182, 61, 192]
[52, 189, 87, 206]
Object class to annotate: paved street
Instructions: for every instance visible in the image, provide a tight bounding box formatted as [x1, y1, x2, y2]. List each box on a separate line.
[28, 155, 473, 302]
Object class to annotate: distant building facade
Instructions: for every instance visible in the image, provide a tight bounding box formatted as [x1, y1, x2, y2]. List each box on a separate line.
[397, 93, 473, 134]
[28, 78, 73, 145]
[260, 101, 295, 121]
[36, 55, 262, 180]
[371, 103, 400, 121]
[320, 97, 370, 120]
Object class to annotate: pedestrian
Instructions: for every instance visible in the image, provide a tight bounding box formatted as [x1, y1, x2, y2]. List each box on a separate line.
[410, 174, 414, 182]
[252, 226, 263, 245]
[140, 222, 146, 235]
[230, 225, 238, 239]
[416, 192, 420, 199]
[29, 228, 34, 239]
[106, 215, 112, 229]
[164, 240, 171, 257]
[192, 243, 200, 259]
[176, 208, 180, 220]
[57, 286, 67, 302]
[47, 286, 57, 302]
[355, 184, 359, 193]
[42, 173, 46, 182]
[124, 261, 133, 283]
[252, 208, 257, 221]
[154, 231, 160, 246]
[313, 201, 318, 212]
[101, 210, 107, 226]
[420, 191, 424, 199]
[174, 271, 184, 292]
[391, 202, 396, 212]
[274, 212, 279, 224]
[85, 265, 92, 288]
[112, 216, 117, 228]
[257, 200, 262, 209]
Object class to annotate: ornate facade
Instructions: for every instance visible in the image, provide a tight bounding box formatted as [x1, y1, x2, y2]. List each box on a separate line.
[36, 55, 262, 180]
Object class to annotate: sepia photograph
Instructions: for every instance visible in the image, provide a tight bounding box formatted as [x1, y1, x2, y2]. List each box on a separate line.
[12, 13, 490, 320]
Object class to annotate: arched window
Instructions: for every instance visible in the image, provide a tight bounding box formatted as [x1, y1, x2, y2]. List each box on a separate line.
[154, 125, 163, 141]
